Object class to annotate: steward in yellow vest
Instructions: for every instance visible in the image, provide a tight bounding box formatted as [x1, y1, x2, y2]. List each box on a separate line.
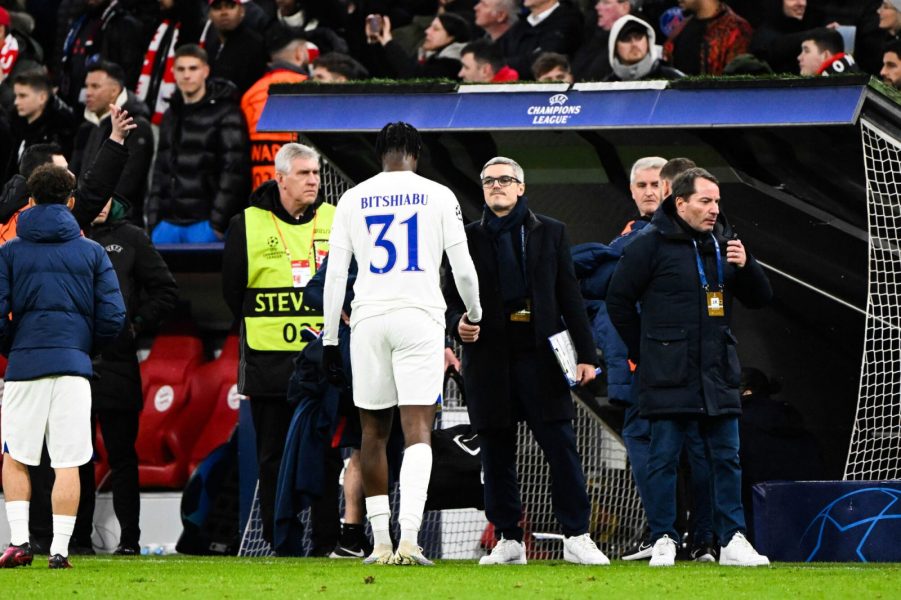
[222, 142, 333, 545]
[222, 146, 334, 399]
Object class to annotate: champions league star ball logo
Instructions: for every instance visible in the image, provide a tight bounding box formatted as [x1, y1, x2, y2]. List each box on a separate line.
[801, 487, 901, 562]
[527, 93, 582, 125]
[549, 94, 568, 106]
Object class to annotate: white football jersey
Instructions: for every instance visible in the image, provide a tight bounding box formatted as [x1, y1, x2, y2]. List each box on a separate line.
[328, 170, 467, 327]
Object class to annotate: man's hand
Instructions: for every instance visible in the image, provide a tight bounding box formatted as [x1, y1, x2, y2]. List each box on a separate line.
[321, 344, 346, 386]
[444, 347, 461, 373]
[726, 239, 746, 268]
[575, 363, 597, 386]
[457, 314, 480, 343]
[109, 104, 136, 145]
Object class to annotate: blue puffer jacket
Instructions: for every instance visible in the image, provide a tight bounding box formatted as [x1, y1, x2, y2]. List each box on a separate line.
[571, 242, 631, 403]
[0, 204, 126, 381]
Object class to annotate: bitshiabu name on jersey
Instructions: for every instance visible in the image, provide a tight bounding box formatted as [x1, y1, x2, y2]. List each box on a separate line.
[360, 193, 429, 209]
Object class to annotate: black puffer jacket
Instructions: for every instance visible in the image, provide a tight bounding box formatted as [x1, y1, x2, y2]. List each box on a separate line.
[607, 196, 772, 418]
[148, 78, 250, 233]
[71, 91, 155, 226]
[88, 199, 179, 411]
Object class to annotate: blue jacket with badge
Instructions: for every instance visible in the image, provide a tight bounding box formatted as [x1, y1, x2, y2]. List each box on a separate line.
[606, 196, 772, 418]
[0, 203, 126, 381]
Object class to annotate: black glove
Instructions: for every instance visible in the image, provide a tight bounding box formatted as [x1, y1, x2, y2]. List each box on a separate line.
[321, 344, 347, 386]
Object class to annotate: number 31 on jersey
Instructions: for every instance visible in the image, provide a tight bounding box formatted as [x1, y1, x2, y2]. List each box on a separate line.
[365, 213, 422, 274]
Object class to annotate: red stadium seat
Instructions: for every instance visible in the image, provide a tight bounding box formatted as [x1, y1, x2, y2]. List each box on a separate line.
[185, 335, 241, 475]
[136, 331, 205, 488]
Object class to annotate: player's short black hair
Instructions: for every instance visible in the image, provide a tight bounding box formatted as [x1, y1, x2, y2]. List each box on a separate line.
[805, 28, 844, 55]
[86, 59, 126, 88]
[659, 157, 697, 184]
[462, 39, 504, 73]
[672, 167, 719, 200]
[175, 43, 209, 65]
[375, 122, 422, 162]
[27, 164, 76, 205]
[19, 143, 64, 179]
[312, 52, 369, 80]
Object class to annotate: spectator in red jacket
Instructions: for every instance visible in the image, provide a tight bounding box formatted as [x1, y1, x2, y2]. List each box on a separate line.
[458, 39, 519, 82]
[663, 0, 753, 75]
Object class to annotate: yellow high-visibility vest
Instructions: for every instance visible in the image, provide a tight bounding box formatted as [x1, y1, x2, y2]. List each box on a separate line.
[242, 203, 335, 351]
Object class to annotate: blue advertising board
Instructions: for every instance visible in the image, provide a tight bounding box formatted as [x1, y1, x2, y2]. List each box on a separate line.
[258, 85, 867, 133]
[752, 481, 901, 562]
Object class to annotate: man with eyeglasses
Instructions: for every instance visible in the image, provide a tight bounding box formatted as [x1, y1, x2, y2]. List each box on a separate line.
[443, 157, 609, 566]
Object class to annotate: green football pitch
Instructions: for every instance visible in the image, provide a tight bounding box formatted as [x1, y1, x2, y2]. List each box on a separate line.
[1, 557, 899, 599]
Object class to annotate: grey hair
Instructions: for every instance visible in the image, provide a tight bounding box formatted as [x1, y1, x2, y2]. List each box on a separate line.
[481, 156, 524, 183]
[496, 0, 520, 23]
[630, 156, 667, 183]
[274, 143, 320, 174]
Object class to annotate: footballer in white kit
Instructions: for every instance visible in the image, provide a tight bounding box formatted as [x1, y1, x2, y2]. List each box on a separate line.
[328, 169, 467, 409]
[321, 122, 481, 566]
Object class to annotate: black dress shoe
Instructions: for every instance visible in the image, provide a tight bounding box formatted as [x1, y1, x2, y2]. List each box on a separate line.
[114, 544, 141, 556]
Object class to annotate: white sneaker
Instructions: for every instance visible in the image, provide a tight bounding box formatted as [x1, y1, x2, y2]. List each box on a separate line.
[479, 538, 527, 565]
[563, 533, 610, 565]
[719, 533, 770, 567]
[649, 535, 677, 567]
[362, 543, 395, 565]
[392, 540, 434, 566]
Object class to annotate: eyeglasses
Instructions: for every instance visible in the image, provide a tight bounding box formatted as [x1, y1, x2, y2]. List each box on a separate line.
[481, 176, 520, 188]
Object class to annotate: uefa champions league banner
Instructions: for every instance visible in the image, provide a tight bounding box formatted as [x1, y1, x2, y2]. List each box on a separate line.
[257, 85, 866, 133]
[752, 481, 901, 562]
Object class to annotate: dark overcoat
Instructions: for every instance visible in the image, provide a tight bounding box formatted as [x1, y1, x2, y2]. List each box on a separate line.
[444, 209, 596, 431]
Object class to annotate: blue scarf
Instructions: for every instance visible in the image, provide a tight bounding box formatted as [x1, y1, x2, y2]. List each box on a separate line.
[483, 197, 530, 310]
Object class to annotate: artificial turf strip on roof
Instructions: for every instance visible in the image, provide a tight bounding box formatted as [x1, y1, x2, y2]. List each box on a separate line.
[1, 557, 899, 599]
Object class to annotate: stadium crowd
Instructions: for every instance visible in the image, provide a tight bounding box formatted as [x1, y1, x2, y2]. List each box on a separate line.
[0, 0, 899, 235]
[0, 0, 857, 569]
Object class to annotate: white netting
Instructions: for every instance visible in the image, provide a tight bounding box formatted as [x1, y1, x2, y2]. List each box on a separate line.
[844, 119, 901, 481]
[237, 481, 275, 557]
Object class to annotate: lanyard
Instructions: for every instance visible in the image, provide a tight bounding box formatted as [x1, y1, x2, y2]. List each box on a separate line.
[520, 225, 529, 284]
[691, 235, 723, 291]
[270, 210, 318, 264]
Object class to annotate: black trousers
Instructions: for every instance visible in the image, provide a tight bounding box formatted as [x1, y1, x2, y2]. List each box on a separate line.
[478, 350, 591, 542]
[30, 410, 141, 548]
[249, 396, 341, 552]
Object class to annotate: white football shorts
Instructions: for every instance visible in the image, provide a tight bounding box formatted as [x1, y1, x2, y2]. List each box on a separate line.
[1, 376, 93, 468]
[350, 308, 444, 410]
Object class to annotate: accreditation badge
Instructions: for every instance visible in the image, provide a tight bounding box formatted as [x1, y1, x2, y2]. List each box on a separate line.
[707, 291, 725, 317]
[292, 259, 312, 288]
